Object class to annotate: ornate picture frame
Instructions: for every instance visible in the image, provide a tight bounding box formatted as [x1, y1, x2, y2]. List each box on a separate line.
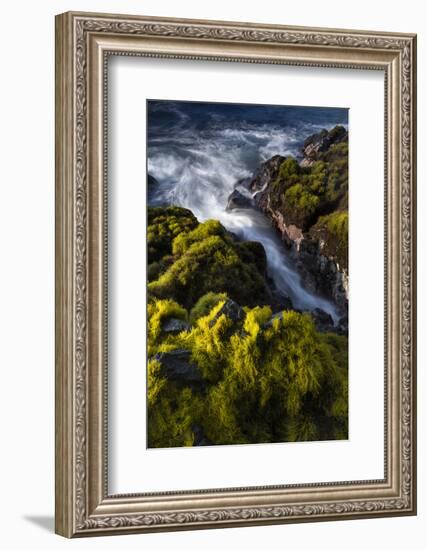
[55, 11, 417, 537]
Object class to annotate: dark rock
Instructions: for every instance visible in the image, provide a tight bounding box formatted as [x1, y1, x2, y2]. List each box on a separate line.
[209, 299, 244, 326]
[239, 127, 349, 315]
[311, 308, 335, 332]
[249, 154, 286, 193]
[309, 216, 348, 273]
[225, 189, 253, 211]
[297, 238, 348, 314]
[147, 173, 159, 186]
[254, 199, 305, 251]
[154, 350, 204, 389]
[234, 176, 252, 190]
[337, 314, 348, 335]
[254, 197, 348, 314]
[171, 124, 349, 320]
[192, 424, 212, 446]
[269, 289, 294, 314]
[162, 317, 190, 334]
[300, 125, 347, 166]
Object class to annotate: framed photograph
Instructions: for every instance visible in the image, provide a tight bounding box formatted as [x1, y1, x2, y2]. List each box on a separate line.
[55, 11, 417, 537]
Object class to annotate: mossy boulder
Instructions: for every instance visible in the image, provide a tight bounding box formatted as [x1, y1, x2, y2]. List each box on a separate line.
[147, 206, 198, 264]
[189, 292, 228, 325]
[301, 125, 347, 166]
[148, 208, 270, 309]
[310, 210, 348, 271]
[250, 126, 349, 310]
[255, 133, 348, 231]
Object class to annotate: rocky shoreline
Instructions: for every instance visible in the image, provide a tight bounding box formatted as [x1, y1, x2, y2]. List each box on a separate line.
[226, 125, 349, 325]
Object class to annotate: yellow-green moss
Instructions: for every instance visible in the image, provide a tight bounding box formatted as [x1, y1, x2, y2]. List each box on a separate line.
[310, 211, 348, 269]
[265, 131, 348, 230]
[147, 298, 348, 447]
[148, 219, 268, 309]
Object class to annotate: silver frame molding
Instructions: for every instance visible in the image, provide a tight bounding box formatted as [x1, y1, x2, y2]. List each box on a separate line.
[55, 11, 417, 538]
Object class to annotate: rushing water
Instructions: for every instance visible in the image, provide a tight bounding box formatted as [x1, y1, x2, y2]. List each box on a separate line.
[147, 101, 348, 321]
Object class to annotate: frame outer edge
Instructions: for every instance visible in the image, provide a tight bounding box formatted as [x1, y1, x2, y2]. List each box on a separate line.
[54, 10, 417, 537]
[62, 10, 417, 40]
[55, 12, 75, 538]
[410, 34, 417, 515]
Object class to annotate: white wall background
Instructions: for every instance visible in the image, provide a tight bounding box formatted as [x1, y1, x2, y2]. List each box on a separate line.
[0, 1, 423, 548]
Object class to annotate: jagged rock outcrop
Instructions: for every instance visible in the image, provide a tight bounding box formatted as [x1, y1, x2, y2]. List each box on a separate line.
[225, 189, 253, 211]
[240, 126, 349, 315]
[269, 289, 294, 314]
[249, 154, 286, 193]
[255, 192, 305, 250]
[296, 238, 348, 313]
[233, 176, 252, 190]
[300, 125, 347, 167]
[311, 307, 335, 333]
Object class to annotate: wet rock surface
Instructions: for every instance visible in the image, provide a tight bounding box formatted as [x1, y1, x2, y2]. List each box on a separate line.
[249, 154, 286, 193]
[162, 317, 190, 334]
[296, 238, 348, 315]
[311, 307, 335, 332]
[300, 125, 347, 167]
[154, 350, 204, 389]
[225, 189, 253, 211]
[240, 126, 349, 316]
